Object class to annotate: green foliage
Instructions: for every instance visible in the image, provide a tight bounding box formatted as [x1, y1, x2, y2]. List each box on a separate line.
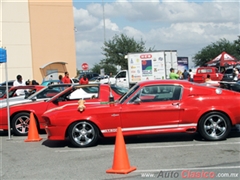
[101, 33, 154, 70]
[193, 38, 240, 67]
[91, 63, 117, 75]
[76, 69, 81, 77]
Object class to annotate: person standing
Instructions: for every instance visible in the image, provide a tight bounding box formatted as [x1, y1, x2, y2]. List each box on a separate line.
[58, 75, 63, 84]
[13, 75, 26, 95]
[233, 68, 239, 81]
[169, 68, 179, 80]
[205, 74, 211, 82]
[62, 72, 71, 84]
[188, 69, 193, 82]
[182, 69, 190, 80]
[176, 70, 183, 79]
[79, 74, 89, 85]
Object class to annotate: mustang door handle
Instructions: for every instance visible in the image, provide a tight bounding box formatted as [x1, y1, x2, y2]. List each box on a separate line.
[172, 102, 179, 106]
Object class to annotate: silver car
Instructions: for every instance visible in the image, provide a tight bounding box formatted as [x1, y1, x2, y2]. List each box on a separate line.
[0, 84, 72, 108]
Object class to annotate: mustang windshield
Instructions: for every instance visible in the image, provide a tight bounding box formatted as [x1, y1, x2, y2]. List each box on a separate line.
[119, 84, 139, 104]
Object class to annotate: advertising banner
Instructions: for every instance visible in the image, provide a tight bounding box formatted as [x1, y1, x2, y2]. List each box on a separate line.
[177, 57, 188, 72]
[0, 48, 7, 63]
[128, 52, 166, 83]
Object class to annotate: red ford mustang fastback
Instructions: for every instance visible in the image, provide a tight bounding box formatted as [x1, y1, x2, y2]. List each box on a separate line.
[42, 80, 240, 148]
[0, 84, 126, 136]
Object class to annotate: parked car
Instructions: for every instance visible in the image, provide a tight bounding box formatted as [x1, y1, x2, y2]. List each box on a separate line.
[42, 80, 240, 148]
[41, 78, 79, 86]
[77, 72, 99, 81]
[0, 84, 127, 136]
[221, 67, 240, 82]
[193, 67, 223, 83]
[0, 80, 14, 86]
[0, 84, 71, 109]
[0, 85, 44, 99]
[0, 86, 11, 98]
[219, 80, 240, 92]
[0, 85, 46, 109]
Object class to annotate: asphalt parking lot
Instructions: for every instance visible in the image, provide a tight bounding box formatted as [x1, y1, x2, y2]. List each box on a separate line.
[1, 128, 240, 180]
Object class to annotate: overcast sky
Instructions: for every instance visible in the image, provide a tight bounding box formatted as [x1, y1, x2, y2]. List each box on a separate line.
[73, 0, 240, 70]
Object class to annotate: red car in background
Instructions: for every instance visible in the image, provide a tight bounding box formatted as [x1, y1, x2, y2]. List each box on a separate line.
[42, 80, 240, 148]
[0, 84, 127, 136]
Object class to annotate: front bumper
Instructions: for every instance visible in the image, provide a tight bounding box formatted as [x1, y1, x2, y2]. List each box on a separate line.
[45, 125, 66, 140]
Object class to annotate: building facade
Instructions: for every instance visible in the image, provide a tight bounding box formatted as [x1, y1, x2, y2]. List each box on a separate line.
[0, 0, 76, 83]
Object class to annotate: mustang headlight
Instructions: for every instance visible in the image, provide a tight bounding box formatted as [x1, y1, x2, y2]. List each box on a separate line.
[215, 88, 222, 94]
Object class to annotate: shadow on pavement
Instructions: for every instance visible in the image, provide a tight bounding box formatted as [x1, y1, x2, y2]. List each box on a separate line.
[2, 125, 240, 149]
[41, 128, 240, 149]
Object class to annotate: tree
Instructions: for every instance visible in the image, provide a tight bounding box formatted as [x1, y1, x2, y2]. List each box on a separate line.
[193, 38, 239, 67]
[101, 33, 154, 70]
[91, 63, 117, 75]
[233, 36, 240, 59]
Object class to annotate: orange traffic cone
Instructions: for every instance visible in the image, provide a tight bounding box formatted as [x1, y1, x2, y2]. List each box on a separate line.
[106, 127, 136, 174]
[25, 112, 42, 142]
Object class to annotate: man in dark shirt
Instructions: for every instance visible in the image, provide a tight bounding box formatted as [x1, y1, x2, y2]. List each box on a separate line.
[182, 69, 190, 80]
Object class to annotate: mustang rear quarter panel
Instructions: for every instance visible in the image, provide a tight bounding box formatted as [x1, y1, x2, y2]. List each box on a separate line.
[180, 95, 239, 125]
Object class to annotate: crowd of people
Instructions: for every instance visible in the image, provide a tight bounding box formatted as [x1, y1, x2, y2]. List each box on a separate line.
[169, 67, 240, 83]
[169, 68, 193, 81]
[11, 66, 240, 97]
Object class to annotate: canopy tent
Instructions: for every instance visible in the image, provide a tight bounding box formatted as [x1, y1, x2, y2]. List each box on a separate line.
[39, 62, 68, 78]
[206, 51, 239, 67]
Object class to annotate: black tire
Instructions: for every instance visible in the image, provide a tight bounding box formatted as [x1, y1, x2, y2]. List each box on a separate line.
[11, 112, 31, 136]
[198, 112, 231, 141]
[68, 121, 99, 147]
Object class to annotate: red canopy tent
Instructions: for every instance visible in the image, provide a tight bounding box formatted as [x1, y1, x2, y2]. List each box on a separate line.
[206, 51, 239, 67]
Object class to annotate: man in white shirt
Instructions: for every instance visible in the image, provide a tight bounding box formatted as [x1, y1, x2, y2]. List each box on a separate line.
[13, 75, 26, 95]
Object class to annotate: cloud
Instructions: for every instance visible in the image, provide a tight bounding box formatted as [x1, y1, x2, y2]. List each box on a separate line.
[73, 1, 239, 69]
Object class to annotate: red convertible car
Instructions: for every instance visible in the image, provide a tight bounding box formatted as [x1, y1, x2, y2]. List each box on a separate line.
[42, 80, 240, 148]
[0, 84, 126, 136]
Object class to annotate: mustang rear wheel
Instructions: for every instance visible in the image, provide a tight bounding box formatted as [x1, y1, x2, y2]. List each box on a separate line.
[198, 112, 231, 141]
[68, 121, 99, 147]
[11, 112, 31, 136]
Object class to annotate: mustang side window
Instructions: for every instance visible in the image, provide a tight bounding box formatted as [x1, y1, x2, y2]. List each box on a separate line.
[154, 85, 182, 101]
[139, 86, 159, 102]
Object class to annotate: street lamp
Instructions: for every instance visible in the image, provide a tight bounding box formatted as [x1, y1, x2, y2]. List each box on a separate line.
[102, 0, 106, 42]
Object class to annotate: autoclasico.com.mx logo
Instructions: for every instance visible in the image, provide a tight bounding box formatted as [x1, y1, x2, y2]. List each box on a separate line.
[141, 170, 239, 178]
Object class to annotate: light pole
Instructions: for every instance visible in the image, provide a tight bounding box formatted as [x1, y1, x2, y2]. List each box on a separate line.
[102, 0, 106, 42]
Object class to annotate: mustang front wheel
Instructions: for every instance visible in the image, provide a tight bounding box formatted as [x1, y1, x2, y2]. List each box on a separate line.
[198, 112, 231, 141]
[68, 121, 99, 147]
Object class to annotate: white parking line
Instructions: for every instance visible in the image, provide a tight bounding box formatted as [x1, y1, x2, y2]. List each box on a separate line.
[55, 141, 240, 153]
[135, 165, 240, 173]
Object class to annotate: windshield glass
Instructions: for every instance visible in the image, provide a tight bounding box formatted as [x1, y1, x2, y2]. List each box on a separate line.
[224, 69, 233, 74]
[111, 85, 128, 95]
[0, 88, 6, 97]
[119, 84, 139, 104]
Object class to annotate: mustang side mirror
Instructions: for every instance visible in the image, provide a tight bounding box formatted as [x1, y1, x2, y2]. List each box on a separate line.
[134, 98, 141, 104]
[31, 96, 37, 102]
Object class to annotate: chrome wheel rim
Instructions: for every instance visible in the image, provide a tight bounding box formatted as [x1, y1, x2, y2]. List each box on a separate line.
[203, 115, 227, 138]
[15, 115, 30, 134]
[71, 122, 95, 146]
